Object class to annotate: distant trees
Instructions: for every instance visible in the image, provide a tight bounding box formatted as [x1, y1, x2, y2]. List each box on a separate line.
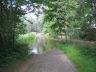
[80, 0, 96, 41]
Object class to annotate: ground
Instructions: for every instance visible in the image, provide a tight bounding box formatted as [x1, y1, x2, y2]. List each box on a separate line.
[0, 48, 77, 72]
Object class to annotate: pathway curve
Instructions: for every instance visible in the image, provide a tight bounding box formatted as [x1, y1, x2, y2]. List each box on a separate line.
[0, 48, 77, 72]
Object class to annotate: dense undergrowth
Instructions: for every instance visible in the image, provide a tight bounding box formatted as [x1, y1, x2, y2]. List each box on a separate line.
[56, 41, 96, 72]
[0, 32, 36, 66]
[0, 43, 28, 66]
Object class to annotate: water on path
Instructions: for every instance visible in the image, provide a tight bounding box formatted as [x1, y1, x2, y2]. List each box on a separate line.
[28, 33, 44, 54]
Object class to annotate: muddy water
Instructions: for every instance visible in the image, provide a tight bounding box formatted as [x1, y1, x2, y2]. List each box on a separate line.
[28, 33, 45, 54]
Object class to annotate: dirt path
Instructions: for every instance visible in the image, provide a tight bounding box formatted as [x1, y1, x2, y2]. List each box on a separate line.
[0, 48, 77, 72]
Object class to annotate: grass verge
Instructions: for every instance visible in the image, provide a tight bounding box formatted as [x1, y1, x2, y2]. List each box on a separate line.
[56, 41, 96, 72]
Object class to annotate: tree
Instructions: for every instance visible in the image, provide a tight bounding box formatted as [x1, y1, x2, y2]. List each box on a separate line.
[43, 0, 80, 39]
[43, 0, 96, 41]
[0, 0, 29, 65]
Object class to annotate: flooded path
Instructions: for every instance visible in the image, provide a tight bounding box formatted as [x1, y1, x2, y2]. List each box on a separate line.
[29, 33, 45, 54]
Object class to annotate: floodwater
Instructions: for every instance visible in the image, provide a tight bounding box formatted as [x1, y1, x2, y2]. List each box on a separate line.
[28, 33, 45, 54]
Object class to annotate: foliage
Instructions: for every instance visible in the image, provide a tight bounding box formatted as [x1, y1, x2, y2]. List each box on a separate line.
[43, 0, 80, 35]
[15, 23, 27, 36]
[56, 42, 96, 72]
[17, 32, 36, 44]
[77, 0, 96, 41]
[43, 21, 56, 35]
[0, 0, 29, 66]
[42, 0, 96, 41]
[0, 0, 43, 65]
[0, 0, 96, 67]
[0, 43, 28, 66]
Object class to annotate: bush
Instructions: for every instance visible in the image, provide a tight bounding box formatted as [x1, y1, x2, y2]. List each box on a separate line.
[0, 43, 28, 66]
[17, 32, 36, 44]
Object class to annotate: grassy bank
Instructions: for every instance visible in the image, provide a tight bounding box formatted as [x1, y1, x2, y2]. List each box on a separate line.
[56, 41, 96, 72]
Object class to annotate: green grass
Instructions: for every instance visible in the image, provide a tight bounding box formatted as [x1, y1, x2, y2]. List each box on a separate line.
[17, 32, 36, 44]
[56, 41, 96, 72]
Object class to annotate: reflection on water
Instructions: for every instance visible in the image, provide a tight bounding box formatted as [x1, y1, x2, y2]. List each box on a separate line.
[28, 33, 44, 54]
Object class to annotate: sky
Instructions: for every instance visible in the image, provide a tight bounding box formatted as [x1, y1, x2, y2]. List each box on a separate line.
[20, 3, 44, 32]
